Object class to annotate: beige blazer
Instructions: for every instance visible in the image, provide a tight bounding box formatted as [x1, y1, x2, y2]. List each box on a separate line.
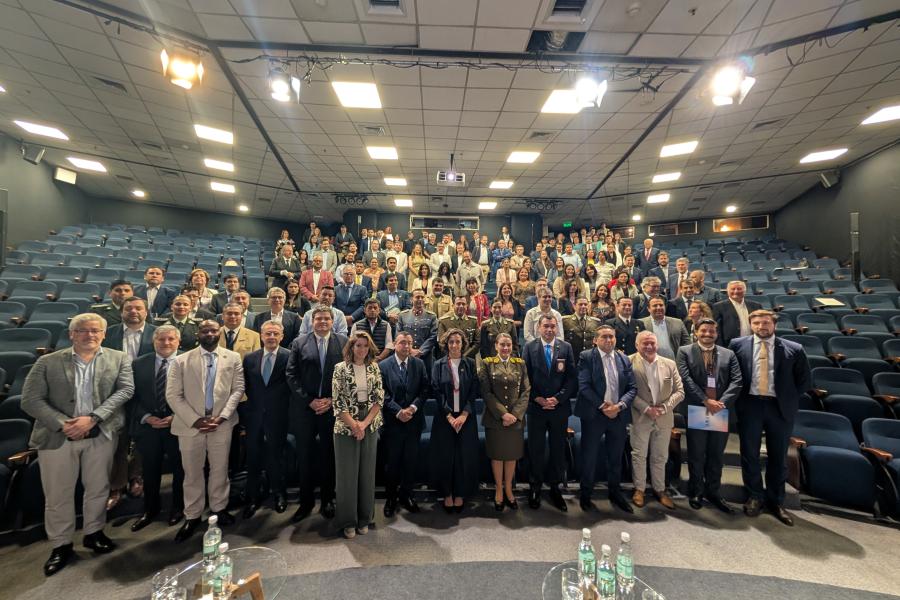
[166, 346, 245, 437]
[628, 354, 685, 430]
[217, 326, 261, 358]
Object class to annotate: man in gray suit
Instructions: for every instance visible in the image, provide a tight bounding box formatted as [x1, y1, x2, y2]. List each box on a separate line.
[639, 297, 690, 360]
[22, 313, 135, 576]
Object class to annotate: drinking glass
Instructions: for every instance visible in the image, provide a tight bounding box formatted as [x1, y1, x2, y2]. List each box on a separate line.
[151, 566, 180, 599]
[561, 567, 583, 600]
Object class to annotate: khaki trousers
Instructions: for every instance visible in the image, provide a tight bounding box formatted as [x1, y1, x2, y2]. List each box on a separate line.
[178, 425, 234, 519]
[39, 435, 116, 547]
[630, 419, 671, 493]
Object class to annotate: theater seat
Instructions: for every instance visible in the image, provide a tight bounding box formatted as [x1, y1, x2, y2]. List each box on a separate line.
[791, 411, 876, 514]
[841, 314, 895, 347]
[826, 336, 895, 391]
[0, 418, 34, 516]
[0, 329, 52, 357]
[861, 418, 900, 518]
[872, 372, 900, 419]
[810, 367, 885, 440]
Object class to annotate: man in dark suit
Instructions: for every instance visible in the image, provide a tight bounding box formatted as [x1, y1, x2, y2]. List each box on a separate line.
[632, 276, 663, 320]
[730, 309, 811, 526]
[676, 318, 742, 513]
[210, 274, 242, 315]
[134, 266, 178, 319]
[666, 257, 692, 299]
[575, 325, 637, 513]
[523, 314, 576, 511]
[378, 256, 408, 292]
[713, 280, 762, 346]
[666, 278, 696, 321]
[379, 331, 428, 517]
[376, 274, 412, 327]
[635, 238, 660, 275]
[621, 255, 643, 288]
[269, 244, 302, 290]
[103, 297, 156, 361]
[647, 251, 675, 296]
[334, 224, 355, 254]
[253, 287, 301, 348]
[129, 325, 184, 532]
[285, 307, 348, 521]
[334, 266, 369, 327]
[240, 320, 292, 518]
[605, 297, 645, 355]
[691, 270, 720, 306]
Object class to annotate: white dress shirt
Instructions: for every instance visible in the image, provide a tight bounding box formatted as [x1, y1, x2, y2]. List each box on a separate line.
[449, 358, 461, 413]
[640, 355, 660, 408]
[123, 327, 144, 361]
[731, 299, 751, 337]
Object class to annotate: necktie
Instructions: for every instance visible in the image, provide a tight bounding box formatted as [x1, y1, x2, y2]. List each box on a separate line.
[226, 330, 235, 350]
[204, 353, 215, 414]
[318, 337, 327, 396]
[155, 358, 168, 413]
[399, 360, 407, 382]
[544, 344, 552, 370]
[758, 340, 769, 395]
[604, 353, 618, 405]
[262, 352, 274, 385]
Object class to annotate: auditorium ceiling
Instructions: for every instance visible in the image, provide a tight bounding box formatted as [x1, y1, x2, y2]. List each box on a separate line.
[0, 0, 899, 226]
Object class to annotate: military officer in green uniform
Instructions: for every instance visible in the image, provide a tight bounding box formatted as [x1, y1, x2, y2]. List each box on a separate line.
[90, 279, 134, 326]
[562, 297, 602, 358]
[479, 333, 530, 511]
[480, 299, 519, 358]
[438, 296, 479, 360]
[153, 293, 201, 351]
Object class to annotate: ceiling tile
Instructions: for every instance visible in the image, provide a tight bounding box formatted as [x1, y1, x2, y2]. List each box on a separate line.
[243, 17, 310, 43]
[418, 26, 474, 50]
[629, 33, 696, 56]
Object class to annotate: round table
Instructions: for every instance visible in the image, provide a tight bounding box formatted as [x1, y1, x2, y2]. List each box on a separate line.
[169, 545, 288, 599]
[542, 560, 662, 600]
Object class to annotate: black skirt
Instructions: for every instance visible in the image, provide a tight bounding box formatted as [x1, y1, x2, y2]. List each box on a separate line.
[429, 410, 480, 498]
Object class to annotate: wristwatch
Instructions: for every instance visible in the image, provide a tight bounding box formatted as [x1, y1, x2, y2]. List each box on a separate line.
[89, 413, 103, 424]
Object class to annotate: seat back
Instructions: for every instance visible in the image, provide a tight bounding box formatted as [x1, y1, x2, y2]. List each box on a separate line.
[842, 314, 889, 333]
[781, 335, 825, 357]
[853, 294, 895, 310]
[812, 367, 870, 397]
[796, 312, 837, 330]
[793, 410, 859, 452]
[826, 336, 882, 360]
[0, 328, 52, 354]
[0, 418, 32, 461]
[28, 302, 79, 322]
[861, 418, 900, 457]
[872, 372, 900, 397]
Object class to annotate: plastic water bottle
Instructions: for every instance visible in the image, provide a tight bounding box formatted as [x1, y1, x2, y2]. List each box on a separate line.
[597, 544, 616, 600]
[616, 531, 635, 597]
[578, 528, 597, 585]
[212, 542, 233, 600]
[202, 515, 222, 567]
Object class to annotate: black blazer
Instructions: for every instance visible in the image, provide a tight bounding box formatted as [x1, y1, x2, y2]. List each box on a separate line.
[133, 285, 178, 317]
[635, 248, 660, 274]
[604, 316, 645, 355]
[129, 351, 174, 437]
[334, 283, 370, 322]
[378, 271, 408, 292]
[648, 265, 676, 295]
[522, 338, 576, 415]
[729, 335, 812, 419]
[269, 256, 302, 289]
[713, 299, 763, 346]
[574, 347, 637, 422]
[253, 311, 301, 348]
[103, 323, 156, 357]
[379, 355, 428, 430]
[211, 292, 239, 315]
[431, 356, 480, 417]
[675, 343, 743, 408]
[286, 332, 348, 403]
[666, 296, 692, 321]
[241, 347, 292, 429]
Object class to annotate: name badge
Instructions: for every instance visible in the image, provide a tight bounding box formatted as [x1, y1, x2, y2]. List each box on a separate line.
[707, 376, 716, 388]
[556, 359, 565, 373]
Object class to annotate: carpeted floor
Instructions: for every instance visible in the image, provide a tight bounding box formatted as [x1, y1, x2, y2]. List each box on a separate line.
[3, 490, 899, 600]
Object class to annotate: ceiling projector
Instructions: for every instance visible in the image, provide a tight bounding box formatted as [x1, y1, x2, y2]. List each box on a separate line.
[437, 153, 466, 186]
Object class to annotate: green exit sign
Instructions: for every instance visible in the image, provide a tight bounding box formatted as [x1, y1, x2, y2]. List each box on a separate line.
[563, 221, 572, 228]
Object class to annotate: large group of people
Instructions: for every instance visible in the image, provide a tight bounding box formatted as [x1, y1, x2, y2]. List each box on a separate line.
[20, 222, 812, 577]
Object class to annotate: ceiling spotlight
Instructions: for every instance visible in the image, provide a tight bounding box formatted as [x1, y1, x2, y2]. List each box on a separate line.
[575, 77, 608, 108]
[160, 48, 204, 90]
[541, 90, 582, 114]
[632, 214, 642, 222]
[799, 148, 847, 164]
[659, 140, 698, 158]
[478, 201, 498, 210]
[210, 181, 236, 193]
[710, 61, 755, 107]
[725, 205, 737, 213]
[237, 204, 249, 212]
[651, 172, 680, 183]
[67, 157, 107, 172]
[861, 105, 900, 125]
[647, 193, 670, 204]
[0, 84, 6, 93]
[14, 120, 69, 140]
[489, 180, 514, 189]
[268, 66, 301, 102]
[394, 198, 413, 207]
[384, 177, 406, 186]
[131, 189, 146, 198]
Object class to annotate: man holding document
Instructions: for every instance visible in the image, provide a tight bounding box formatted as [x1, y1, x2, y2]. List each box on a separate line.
[676, 318, 742, 513]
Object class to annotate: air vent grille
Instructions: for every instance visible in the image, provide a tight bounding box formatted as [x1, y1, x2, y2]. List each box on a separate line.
[552, 0, 587, 15]
[370, 0, 399, 6]
[92, 76, 127, 94]
[751, 118, 783, 131]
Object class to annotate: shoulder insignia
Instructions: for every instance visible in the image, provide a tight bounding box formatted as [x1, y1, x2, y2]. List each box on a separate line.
[510, 357, 525, 364]
[90, 303, 109, 310]
[483, 356, 500, 363]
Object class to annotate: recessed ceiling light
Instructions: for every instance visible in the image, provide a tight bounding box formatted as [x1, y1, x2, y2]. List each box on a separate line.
[237, 204, 249, 212]
[194, 124, 233, 144]
[479, 201, 498, 210]
[659, 140, 698, 158]
[541, 90, 582, 114]
[0, 84, 6, 93]
[131, 189, 146, 198]
[394, 198, 413, 207]
[489, 180, 514, 189]
[507, 151, 540, 164]
[210, 181, 235, 193]
[632, 214, 642, 221]
[647, 193, 670, 204]
[726, 205, 737, 213]
[204, 158, 234, 172]
[799, 148, 847, 164]
[15, 120, 69, 140]
[67, 157, 106, 172]
[861, 105, 900, 125]
[651, 171, 681, 183]
[332, 82, 382, 109]
[384, 177, 407, 186]
[367, 146, 398, 160]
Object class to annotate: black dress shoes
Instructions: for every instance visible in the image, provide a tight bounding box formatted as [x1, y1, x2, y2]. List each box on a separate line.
[610, 493, 635, 514]
[688, 496, 703, 510]
[549, 488, 567, 512]
[384, 498, 397, 518]
[243, 502, 260, 519]
[579, 497, 597, 512]
[504, 496, 519, 510]
[708, 496, 735, 515]
[214, 510, 235, 526]
[44, 543, 73, 576]
[528, 489, 541, 510]
[83, 531, 116, 554]
[744, 497, 763, 517]
[769, 504, 794, 526]
[274, 495, 287, 514]
[320, 500, 336, 519]
[291, 504, 313, 523]
[168, 510, 184, 526]
[131, 513, 157, 532]
[494, 500, 504, 512]
[174, 518, 202, 543]
[399, 496, 420, 513]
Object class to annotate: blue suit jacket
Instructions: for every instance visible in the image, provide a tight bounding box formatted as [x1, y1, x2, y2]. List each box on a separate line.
[379, 355, 428, 430]
[728, 335, 812, 420]
[574, 347, 637, 422]
[378, 271, 408, 292]
[133, 284, 178, 317]
[334, 283, 370, 321]
[376, 289, 412, 317]
[240, 347, 292, 427]
[635, 248, 660, 274]
[523, 338, 576, 415]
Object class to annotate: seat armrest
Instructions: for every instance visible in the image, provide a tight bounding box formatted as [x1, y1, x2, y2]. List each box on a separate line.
[823, 289, 834, 294]
[789, 436, 807, 449]
[566, 427, 575, 440]
[10, 316, 23, 325]
[862, 288, 874, 294]
[854, 307, 869, 314]
[35, 347, 49, 355]
[7, 449, 37, 468]
[841, 328, 857, 335]
[810, 388, 828, 399]
[827, 353, 846, 362]
[787, 290, 797, 296]
[873, 394, 899, 405]
[795, 326, 807, 333]
[773, 305, 784, 312]
[861, 447, 892, 463]
[671, 428, 683, 441]
[883, 356, 900, 365]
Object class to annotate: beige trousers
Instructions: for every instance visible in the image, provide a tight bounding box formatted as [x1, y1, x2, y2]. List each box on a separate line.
[630, 419, 672, 493]
[178, 425, 234, 519]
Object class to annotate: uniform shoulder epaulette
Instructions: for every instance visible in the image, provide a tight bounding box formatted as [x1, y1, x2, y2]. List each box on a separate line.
[424, 309, 437, 316]
[438, 313, 454, 321]
[587, 316, 602, 322]
[510, 357, 525, 364]
[90, 303, 110, 310]
[483, 356, 500, 363]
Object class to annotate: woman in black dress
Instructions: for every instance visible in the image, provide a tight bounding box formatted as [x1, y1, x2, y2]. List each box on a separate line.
[430, 328, 481, 513]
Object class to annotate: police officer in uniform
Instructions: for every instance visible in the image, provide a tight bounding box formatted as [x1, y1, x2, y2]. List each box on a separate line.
[91, 279, 134, 326]
[438, 296, 479, 360]
[154, 294, 201, 351]
[563, 297, 602, 360]
[397, 289, 438, 371]
[480, 299, 519, 358]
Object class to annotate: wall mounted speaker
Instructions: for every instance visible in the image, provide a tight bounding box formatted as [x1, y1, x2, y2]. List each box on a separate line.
[22, 145, 45, 165]
[819, 170, 840, 188]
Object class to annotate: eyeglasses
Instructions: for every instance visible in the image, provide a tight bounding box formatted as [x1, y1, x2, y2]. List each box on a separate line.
[73, 329, 103, 335]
